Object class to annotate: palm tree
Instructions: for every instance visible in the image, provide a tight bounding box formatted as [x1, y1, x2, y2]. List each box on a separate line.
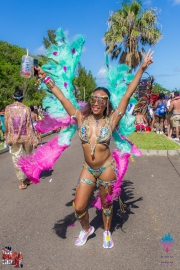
[104, 1, 162, 70]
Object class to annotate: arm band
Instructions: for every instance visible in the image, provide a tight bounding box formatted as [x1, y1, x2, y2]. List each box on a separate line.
[116, 109, 124, 117]
[43, 76, 55, 90]
[71, 109, 77, 119]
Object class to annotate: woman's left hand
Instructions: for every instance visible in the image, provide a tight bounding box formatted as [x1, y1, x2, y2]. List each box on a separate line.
[141, 50, 154, 71]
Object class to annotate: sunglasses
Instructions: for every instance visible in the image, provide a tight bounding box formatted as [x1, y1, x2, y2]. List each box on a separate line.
[89, 95, 109, 106]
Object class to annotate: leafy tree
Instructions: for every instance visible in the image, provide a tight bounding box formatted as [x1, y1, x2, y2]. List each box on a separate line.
[104, 1, 162, 70]
[73, 63, 97, 101]
[173, 87, 180, 92]
[152, 82, 170, 94]
[43, 30, 57, 49]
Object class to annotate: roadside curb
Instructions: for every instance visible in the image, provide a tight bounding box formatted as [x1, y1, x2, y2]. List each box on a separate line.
[0, 131, 53, 155]
[0, 147, 9, 155]
[0, 132, 179, 156]
[140, 149, 180, 156]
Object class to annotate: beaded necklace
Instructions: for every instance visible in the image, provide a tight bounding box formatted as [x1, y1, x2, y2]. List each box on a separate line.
[92, 114, 104, 127]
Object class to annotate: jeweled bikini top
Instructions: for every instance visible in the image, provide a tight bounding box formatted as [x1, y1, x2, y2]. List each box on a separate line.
[79, 115, 112, 157]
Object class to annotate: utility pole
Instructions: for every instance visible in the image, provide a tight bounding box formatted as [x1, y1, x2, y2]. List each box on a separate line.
[84, 87, 85, 102]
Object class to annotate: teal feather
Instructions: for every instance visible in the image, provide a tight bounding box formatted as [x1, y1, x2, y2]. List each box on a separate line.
[112, 129, 132, 153]
[38, 28, 85, 156]
[55, 28, 68, 44]
[38, 28, 85, 119]
[58, 124, 77, 145]
[105, 54, 136, 154]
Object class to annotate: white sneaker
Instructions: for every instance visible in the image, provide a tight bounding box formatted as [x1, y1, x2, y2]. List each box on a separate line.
[156, 131, 160, 134]
[75, 226, 95, 246]
[172, 138, 179, 142]
[103, 231, 114, 248]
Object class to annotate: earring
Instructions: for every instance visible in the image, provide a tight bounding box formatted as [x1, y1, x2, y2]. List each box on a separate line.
[106, 102, 109, 116]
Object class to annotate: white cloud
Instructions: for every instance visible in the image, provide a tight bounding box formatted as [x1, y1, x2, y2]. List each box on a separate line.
[173, 0, 180, 4]
[97, 67, 106, 78]
[82, 46, 87, 53]
[64, 29, 69, 36]
[34, 45, 46, 55]
[96, 78, 108, 87]
[96, 68, 108, 86]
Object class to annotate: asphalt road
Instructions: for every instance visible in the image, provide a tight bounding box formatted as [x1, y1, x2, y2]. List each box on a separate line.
[0, 133, 180, 270]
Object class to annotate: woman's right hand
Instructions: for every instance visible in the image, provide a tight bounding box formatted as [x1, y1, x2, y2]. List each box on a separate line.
[35, 66, 45, 78]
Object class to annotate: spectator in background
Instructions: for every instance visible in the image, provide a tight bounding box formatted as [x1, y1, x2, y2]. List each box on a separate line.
[5, 88, 38, 189]
[30, 105, 38, 126]
[0, 109, 5, 143]
[169, 91, 180, 141]
[166, 94, 173, 138]
[37, 105, 44, 120]
[30, 105, 42, 144]
[135, 110, 147, 132]
[0, 117, 4, 143]
[149, 100, 156, 130]
[154, 93, 167, 134]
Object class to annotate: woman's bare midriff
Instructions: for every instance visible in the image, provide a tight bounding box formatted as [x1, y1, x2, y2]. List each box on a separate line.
[82, 143, 112, 169]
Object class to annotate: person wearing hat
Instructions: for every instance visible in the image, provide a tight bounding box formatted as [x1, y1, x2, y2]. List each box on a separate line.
[4, 87, 38, 189]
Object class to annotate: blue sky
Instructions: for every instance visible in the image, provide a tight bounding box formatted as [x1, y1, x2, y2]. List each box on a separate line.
[0, 0, 180, 91]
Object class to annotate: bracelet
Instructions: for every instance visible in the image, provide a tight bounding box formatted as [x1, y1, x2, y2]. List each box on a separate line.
[43, 76, 55, 90]
[116, 109, 124, 117]
[41, 72, 47, 79]
[71, 109, 77, 119]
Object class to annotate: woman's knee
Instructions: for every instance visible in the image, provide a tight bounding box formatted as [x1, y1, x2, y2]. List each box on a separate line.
[75, 202, 86, 213]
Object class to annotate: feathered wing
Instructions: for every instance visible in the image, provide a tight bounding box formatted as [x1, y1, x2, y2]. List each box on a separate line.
[92, 56, 141, 209]
[18, 28, 85, 183]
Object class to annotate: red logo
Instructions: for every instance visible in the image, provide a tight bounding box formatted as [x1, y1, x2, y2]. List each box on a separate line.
[2, 247, 23, 268]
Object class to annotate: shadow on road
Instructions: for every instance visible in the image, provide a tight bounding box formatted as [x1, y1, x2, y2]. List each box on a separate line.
[53, 180, 143, 239]
[40, 169, 54, 179]
[110, 179, 143, 233]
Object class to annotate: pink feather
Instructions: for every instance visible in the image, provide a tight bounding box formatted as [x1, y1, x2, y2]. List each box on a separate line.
[131, 144, 142, 156]
[106, 194, 113, 205]
[121, 135, 142, 157]
[35, 115, 72, 133]
[91, 149, 130, 209]
[91, 195, 102, 210]
[18, 137, 69, 184]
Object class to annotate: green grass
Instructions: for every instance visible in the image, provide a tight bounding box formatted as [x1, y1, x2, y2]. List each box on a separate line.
[0, 144, 4, 150]
[127, 132, 180, 150]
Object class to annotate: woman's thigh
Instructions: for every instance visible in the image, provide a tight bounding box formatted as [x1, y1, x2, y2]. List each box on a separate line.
[99, 165, 116, 182]
[75, 168, 96, 210]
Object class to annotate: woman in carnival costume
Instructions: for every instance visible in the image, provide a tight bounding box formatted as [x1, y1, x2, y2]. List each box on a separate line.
[19, 28, 153, 248]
